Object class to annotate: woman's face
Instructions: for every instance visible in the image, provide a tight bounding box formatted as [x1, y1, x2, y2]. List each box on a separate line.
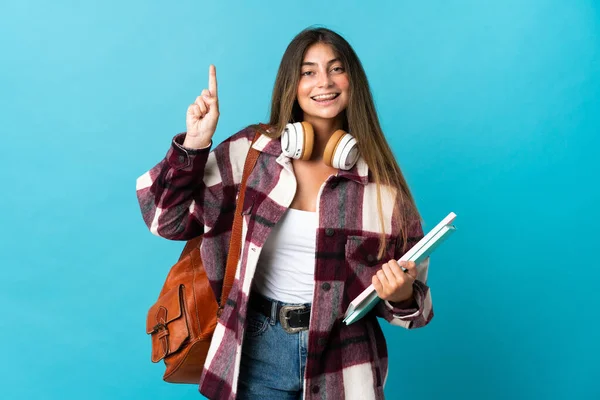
[297, 43, 350, 125]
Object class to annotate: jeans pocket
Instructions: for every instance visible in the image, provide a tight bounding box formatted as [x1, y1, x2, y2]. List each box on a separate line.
[245, 308, 269, 337]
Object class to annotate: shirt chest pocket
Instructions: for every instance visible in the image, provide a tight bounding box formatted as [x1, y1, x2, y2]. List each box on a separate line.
[344, 235, 397, 269]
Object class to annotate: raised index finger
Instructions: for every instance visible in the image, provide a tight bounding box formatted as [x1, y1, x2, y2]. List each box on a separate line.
[208, 64, 218, 97]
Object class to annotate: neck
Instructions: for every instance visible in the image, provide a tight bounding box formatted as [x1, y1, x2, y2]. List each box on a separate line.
[304, 116, 344, 160]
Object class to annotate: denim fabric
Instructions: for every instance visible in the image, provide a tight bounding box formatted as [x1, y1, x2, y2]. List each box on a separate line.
[237, 296, 311, 400]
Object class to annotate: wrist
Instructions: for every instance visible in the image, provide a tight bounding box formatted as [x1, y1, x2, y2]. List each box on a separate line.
[387, 285, 414, 305]
[389, 295, 416, 309]
[183, 134, 212, 149]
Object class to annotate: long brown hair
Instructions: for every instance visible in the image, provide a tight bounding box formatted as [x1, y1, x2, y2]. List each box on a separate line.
[267, 27, 421, 258]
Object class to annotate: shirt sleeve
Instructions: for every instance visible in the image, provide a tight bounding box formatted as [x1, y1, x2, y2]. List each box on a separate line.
[135, 127, 255, 240]
[375, 217, 434, 329]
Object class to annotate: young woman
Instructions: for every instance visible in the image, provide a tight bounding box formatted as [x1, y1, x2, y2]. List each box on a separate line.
[137, 27, 434, 400]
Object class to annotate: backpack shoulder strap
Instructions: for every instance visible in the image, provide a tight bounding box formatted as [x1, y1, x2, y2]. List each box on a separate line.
[220, 131, 262, 310]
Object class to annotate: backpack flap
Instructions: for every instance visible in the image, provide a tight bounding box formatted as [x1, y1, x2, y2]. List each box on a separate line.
[146, 284, 190, 363]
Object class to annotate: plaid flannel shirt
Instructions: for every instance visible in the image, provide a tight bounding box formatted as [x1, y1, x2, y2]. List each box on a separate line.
[136, 125, 434, 400]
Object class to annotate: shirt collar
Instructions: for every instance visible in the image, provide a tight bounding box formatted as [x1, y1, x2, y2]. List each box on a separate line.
[251, 131, 283, 156]
[337, 157, 369, 185]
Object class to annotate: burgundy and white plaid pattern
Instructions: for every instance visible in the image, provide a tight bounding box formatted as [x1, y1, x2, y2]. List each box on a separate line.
[136, 125, 434, 400]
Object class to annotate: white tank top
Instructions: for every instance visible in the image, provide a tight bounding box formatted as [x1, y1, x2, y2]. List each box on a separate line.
[252, 208, 318, 303]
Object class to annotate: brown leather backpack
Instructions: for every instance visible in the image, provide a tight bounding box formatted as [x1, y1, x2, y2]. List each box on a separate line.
[146, 131, 261, 383]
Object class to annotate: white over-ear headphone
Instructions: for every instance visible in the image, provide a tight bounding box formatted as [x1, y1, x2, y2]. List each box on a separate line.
[281, 122, 359, 170]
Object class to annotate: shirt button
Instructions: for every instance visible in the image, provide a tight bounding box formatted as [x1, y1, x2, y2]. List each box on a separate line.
[367, 254, 375, 263]
[318, 338, 326, 346]
[312, 385, 320, 394]
[178, 155, 185, 163]
[321, 282, 331, 291]
[325, 228, 334, 237]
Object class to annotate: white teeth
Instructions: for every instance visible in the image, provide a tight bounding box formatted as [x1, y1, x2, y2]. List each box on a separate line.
[312, 93, 338, 101]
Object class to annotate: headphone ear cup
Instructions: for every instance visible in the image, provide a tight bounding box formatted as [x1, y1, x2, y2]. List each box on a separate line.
[323, 130, 359, 170]
[323, 130, 345, 167]
[299, 122, 314, 161]
[281, 122, 315, 160]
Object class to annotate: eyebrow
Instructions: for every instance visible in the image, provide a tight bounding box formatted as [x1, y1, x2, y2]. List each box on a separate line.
[301, 58, 341, 67]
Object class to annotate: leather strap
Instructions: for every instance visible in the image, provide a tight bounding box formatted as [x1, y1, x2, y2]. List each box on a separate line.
[249, 293, 311, 328]
[220, 131, 262, 309]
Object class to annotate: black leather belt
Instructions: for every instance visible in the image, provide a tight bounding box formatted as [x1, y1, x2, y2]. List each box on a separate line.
[249, 293, 311, 333]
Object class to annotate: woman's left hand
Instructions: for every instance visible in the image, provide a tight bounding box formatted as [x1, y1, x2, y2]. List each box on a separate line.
[372, 260, 417, 303]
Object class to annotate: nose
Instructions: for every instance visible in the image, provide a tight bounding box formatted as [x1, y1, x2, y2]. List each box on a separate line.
[317, 71, 333, 88]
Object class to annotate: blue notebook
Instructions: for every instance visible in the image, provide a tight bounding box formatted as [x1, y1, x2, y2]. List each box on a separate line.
[343, 212, 457, 325]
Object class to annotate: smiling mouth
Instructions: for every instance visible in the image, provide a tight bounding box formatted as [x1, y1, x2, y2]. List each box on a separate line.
[311, 93, 340, 102]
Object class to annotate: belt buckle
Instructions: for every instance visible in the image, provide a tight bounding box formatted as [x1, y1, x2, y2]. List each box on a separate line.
[279, 305, 308, 334]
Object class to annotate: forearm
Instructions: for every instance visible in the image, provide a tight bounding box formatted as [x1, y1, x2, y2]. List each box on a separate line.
[136, 127, 258, 240]
[374, 256, 434, 329]
[136, 133, 211, 240]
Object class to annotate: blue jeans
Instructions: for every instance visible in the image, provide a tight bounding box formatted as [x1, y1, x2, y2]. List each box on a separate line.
[237, 296, 310, 400]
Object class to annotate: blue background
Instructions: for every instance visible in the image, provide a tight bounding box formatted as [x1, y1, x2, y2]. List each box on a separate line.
[1, 0, 598, 399]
